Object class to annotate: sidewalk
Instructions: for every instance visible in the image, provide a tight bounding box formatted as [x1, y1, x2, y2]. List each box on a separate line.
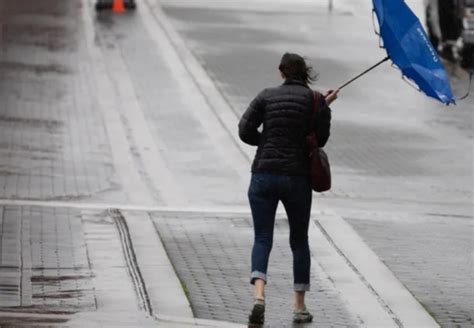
[0, 204, 243, 327]
[0, 0, 467, 327]
[0, 202, 436, 327]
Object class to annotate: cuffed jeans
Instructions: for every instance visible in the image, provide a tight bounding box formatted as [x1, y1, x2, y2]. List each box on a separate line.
[248, 173, 312, 291]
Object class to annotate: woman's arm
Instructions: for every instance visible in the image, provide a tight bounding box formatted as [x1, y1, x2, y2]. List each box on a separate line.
[315, 104, 331, 147]
[315, 89, 337, 147]
[313, 95, 332, 148]
[238, 90, 265, 146]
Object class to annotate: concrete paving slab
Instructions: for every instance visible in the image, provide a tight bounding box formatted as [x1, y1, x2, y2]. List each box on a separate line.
[0, 0, 125, 203]
[151, 212, 360, 327]
[0, 206, 95, 312]
[344, 211, 474, 328]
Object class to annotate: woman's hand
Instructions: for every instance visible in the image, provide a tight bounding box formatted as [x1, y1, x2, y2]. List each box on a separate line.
[324, 89, 339, 106]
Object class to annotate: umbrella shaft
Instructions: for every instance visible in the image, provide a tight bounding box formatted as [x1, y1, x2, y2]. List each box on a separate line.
[338, 56, 390, 91]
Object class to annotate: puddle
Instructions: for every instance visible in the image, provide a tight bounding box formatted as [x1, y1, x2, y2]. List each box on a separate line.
[31, 275, 92, 284]
[2, 22, 74, 51]
[0, 316, 68, 325]
[0, 115, 62, 130]
[0, 61, 71, 75]
[32, 290, 86, 299]
[0, 306, 76, 315]
[0, 143, 60, 156]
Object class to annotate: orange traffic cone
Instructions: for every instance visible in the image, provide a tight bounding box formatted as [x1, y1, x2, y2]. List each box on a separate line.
[112, 0, 125, 13]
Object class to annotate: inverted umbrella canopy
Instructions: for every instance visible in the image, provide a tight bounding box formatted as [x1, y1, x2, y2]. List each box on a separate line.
[372, 0, 455, 105]
[338, 0, 456, 105]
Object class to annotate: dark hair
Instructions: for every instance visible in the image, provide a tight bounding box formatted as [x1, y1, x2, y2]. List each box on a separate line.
[278, 52, 317, 85]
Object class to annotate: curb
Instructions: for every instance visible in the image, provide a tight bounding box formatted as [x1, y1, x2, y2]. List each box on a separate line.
[122, 209, 250, 327]
[156, 314, 245, 327]
[315, 211, 440, 327]
[138, 0, 253, 183]
[142, 0, 254, 164]
[122, 210, 194, 319]
[0, 198, 252, 213]
[308, 219, 398, 327]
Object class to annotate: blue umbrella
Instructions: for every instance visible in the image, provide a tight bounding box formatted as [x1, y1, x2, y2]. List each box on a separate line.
[338, 0, 456, 105]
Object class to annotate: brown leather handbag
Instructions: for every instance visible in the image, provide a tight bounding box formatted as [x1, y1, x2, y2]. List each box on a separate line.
[306, 91, 331, 192]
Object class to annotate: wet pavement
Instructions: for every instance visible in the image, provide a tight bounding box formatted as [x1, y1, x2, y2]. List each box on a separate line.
[160, 0, 473, 326]
[0, 0, 472, 326]
[0, 205, 136, 326]
[0, 0, 124, 203]
[344, 212, 473, 327]
[153, 212, 359, 327]
[0, 206, 95, 312]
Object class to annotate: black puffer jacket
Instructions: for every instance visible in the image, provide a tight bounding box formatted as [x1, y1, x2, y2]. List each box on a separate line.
[238, 79, 331, 176]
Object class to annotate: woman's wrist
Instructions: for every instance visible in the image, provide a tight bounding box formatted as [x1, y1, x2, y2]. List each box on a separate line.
[324, 89, 339, 105]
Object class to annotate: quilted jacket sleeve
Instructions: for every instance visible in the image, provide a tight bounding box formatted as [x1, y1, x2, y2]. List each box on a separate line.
[238, 90, 266, 146]
[314, 96, 332, 148]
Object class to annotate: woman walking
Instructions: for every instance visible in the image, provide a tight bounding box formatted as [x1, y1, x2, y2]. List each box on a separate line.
[238, 53, 338, 325]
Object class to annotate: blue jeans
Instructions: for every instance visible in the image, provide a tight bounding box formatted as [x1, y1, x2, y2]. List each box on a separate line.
[248, 173, 312, 291]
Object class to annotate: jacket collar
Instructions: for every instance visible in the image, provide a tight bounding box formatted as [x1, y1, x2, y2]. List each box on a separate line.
[283, 78, 309, 88]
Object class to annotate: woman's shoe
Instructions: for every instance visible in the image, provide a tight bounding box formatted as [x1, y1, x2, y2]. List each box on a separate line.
[248, 299, 265, 325]
[293, 307, 313, 323]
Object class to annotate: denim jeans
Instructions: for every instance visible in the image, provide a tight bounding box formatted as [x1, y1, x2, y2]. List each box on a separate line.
[248, 173, 312, 291]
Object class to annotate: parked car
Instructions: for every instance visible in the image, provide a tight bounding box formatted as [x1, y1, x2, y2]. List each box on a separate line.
[425, 0, 474, 67]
